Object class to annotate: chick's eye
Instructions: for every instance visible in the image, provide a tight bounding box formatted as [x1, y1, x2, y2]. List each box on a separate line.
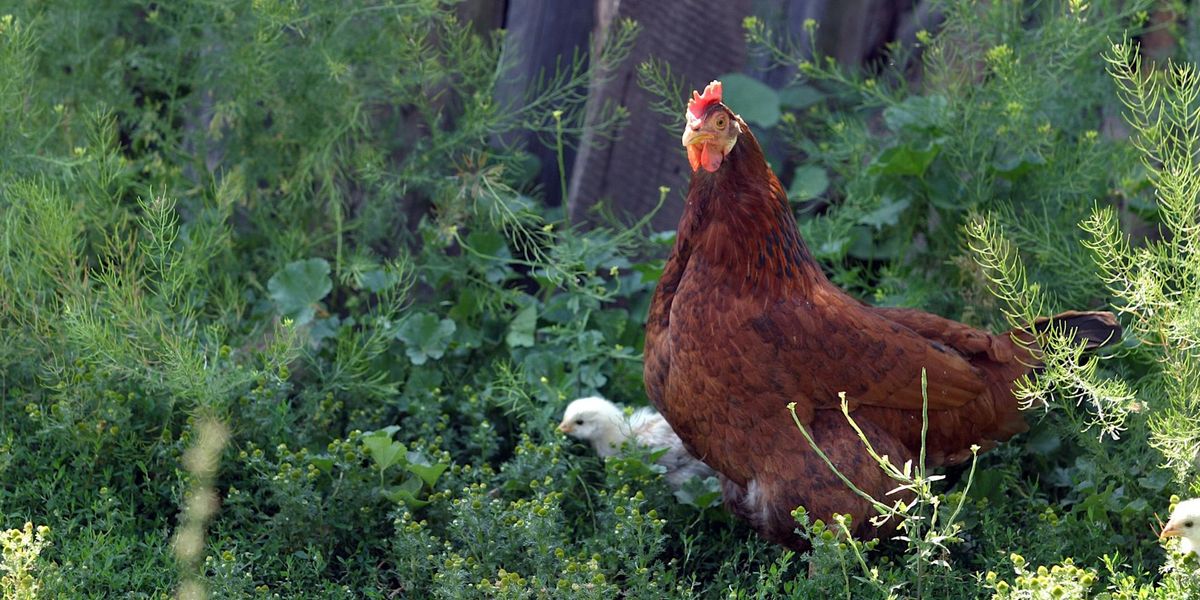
[575, 419, 584, 425]
[1186, 520, 1195, 528]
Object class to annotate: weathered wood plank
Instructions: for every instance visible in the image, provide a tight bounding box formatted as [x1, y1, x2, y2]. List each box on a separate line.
[567, 0, 753, 231]
[494, 0, 597, 206]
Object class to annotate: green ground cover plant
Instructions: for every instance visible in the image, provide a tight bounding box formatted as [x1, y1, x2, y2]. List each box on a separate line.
[0, 0, 1197, 598]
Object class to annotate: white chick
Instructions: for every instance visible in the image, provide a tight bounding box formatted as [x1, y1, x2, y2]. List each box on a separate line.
[558, 396, 715, 489]
[1161, 497, 1200, 555]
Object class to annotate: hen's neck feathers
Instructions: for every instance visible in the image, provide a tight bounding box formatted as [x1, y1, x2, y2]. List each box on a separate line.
[681, 120, 822, 296]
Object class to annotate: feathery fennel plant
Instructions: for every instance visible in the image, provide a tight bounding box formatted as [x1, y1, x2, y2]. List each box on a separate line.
[1089, 38, 1200, 485]
[968, 36, 1200, 486]
[960, 35, 1200, 597]
[965, 215, 1136, 441]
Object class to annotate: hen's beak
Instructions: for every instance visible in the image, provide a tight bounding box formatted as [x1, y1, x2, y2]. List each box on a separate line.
[681, 127, 713, 148]
[1161, 521, 1183, 539]
[682, 128, 721, 173]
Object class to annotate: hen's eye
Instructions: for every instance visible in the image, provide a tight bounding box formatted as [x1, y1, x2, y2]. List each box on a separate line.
[575, 419, 584, 425]
[714, 115, 727, 129]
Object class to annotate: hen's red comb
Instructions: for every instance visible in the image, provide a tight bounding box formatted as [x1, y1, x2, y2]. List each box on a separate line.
[687, 80, 723, 121]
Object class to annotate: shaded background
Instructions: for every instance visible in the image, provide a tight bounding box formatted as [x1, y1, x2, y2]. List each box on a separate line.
[484, 0, 938, 230]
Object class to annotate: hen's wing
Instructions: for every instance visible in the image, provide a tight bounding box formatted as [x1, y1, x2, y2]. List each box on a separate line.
[871, 306, 1016, 362]
[761, 284, 989, 420]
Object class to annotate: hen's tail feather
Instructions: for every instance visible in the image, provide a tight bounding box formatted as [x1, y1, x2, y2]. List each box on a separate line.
[946, 310, 1121, 465]
[1030, 310, 1122, 351]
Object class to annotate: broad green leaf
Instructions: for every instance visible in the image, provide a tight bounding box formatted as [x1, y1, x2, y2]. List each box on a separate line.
[717, 73, 780, 128]
[358, 269, 393, 293]
[383, 476, 428, 508]
[847, 226, 902, 260]
[872, 142, 940, 177]
[405, 451, 448, 487]
[362, 429, 407, 472]
[778, 84, 824, 110]
[466, 229, 508, 257]
[576, 362, 608, 389]
[268, 258, 332, 325]
[966, 469, 1006, 501]
[1023, 426, 1061, 456]
[1123, 497, 1149, 514]
[397, 312, 456, 365]
[632, 260, 665, 283]
[590, 308, 629, 341]
[858, 197, 911, 229]
[992, 151, 1046, 178]
[648, 231, 676, 246]
[883, 94, 949, 133]
[674, 476, 723, 509]
[505, 303, 537, 348]
[788, 165, 829, 201]
[1137, 470, 1170, 492]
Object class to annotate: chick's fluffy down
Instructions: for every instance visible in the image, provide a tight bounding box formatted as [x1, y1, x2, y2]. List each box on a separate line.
[559, 396, 715, 489]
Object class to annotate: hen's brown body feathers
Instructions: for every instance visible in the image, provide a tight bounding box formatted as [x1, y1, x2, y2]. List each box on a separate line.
[646, 108, 1119, 549]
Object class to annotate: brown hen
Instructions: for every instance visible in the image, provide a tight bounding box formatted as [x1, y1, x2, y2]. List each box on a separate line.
[644, 81, 1120, 550]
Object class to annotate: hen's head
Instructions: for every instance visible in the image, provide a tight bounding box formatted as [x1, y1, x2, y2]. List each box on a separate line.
[557, 396, 628, 457]
[682, 80, 743, 173]
[1161, 497, 1200, 555]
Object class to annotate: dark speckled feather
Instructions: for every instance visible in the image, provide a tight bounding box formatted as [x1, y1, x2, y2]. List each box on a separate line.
[645, 106, 1121, 550]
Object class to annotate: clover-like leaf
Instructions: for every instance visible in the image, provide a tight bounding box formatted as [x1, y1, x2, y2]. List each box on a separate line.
[396, 312, 456, 365]
[268, 258, 332, 325]
[358, 269, 393, 293]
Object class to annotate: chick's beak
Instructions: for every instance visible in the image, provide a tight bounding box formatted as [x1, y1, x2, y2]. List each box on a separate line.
[557, 421, 572, 434]
[1161, 521, 1183, 539]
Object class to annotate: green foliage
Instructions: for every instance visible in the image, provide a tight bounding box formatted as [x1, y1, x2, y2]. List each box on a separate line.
[268, 258, 333, 325]
[744, 0, 1147, 313]
[0, 0, 661, 596]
